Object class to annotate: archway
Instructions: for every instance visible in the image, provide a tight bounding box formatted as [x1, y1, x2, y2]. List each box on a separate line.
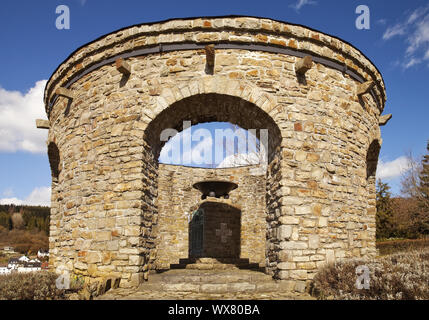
[366, 140, 381, 181]
[48, 142, 60, 182]
[364, 139, 382, 257]
[145, 93, 282, 274]
[145, 93, 281, 161]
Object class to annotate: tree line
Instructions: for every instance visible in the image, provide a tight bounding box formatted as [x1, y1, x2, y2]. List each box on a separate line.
[0, 205, 50, 235]
[376, 140, 429, 239]
[0, 205, 50, 254]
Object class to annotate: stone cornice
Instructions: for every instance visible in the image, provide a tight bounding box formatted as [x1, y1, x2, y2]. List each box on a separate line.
[44, 16, 387, 116]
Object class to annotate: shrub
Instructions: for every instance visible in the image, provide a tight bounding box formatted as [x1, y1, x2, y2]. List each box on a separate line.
[311, 249, 429, 300]
[69, 274, 85, 292]
[0, 272, 66, 300]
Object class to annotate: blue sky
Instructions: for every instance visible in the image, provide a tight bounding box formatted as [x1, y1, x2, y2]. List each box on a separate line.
[0, 0, 428, 205]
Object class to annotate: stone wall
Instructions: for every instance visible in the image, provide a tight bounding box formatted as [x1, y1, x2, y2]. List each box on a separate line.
[154, 164, 267, 270]
[43, 16, 387, 290]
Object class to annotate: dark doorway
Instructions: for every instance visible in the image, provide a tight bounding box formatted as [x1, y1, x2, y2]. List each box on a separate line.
[188, 202, 241, 259]
[189, 209, 204, 257]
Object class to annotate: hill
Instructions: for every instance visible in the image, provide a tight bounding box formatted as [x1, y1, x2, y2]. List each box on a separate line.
[0, 205, 50, 254]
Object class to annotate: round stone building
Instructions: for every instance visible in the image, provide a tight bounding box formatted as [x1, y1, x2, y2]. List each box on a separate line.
[42, 16, 389, 292]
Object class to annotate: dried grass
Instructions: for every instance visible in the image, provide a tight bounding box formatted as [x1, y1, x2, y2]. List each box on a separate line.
[377, 238, 429, 256]
[0, 271, 66, 300]
[311, 249, 429, 300]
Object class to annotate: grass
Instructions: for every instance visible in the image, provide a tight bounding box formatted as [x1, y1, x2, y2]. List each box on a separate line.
[310, 249, 429, 300]
[0, 272, 66, 300]
[377, 238, 429, 256]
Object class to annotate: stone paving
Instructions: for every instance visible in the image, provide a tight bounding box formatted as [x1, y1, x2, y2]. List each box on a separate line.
[96, 288, 314, 300]
[95, 269, 315, 300]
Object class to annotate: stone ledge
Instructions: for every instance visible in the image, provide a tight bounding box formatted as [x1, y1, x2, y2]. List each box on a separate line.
[44, 16, 386, 112]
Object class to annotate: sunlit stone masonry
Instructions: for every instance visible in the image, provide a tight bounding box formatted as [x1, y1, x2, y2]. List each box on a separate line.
[40, 16, 390, 292]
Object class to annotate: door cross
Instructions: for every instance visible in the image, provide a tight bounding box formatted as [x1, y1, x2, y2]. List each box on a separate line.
[215, 223, 232, 243]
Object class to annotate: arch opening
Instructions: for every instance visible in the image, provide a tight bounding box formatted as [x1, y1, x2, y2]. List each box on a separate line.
[366, 140, 381, 180]
[48, 142, 61, 182]
[145, 93, 281, 164]
[146, 93, 283, 273]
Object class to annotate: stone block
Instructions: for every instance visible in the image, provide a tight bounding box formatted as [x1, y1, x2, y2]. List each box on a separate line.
[290, 270, 308, 280]
[277, 225, 292, 240]
[228, 283, 256, 292]
[279, 216, 300, 225]
[278, 262, 296, 270]
[308, 235, 319, 249]
[295, 206, 312, 215]
[294, 280, 307, 293]
[201, 284, 228, 293]
[116, 58, 131, 75]
[86, 252, 102, 264]
[36, 119, 50, 129]
[295, 56, 313, 74]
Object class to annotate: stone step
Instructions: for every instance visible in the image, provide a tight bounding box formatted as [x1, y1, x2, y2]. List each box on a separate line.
[178, 257, 251, 264]
[170, 257, 262, 271]
[139, 269, 296, 294]
[149, 269, 273, 284]
[139, 280, 295, 294]
[170, 263, 261, 270]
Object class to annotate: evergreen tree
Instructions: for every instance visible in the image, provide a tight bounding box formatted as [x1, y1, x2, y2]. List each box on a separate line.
[418, 140, 429, 205]
[376, 180, 394, 239]
[0, 212, 12, 230]
[416, 140, 429, 234]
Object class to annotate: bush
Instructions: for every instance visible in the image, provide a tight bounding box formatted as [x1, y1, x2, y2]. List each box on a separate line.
[0, 272, 66, 300]
[311, 249, 429, 300]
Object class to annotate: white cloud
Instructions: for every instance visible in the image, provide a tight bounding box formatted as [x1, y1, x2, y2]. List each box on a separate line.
[0, 80, 48, 153]
[0, 197, 23, 205]
[406, 15, 429, 55]
[290, 0, 317, 11]
[408, 6, 429, 24]
[404, 57, 421, 69]
[217, 137, 267, 168]
[377, 19, 387, 26]
[383, 5, 429, 69]
[376, 156, 413, 180]
[0, 186, 51, 207]
[25, 187, 51, 206]
[217, 152, 263, 168]
[383, 24, 407, 40]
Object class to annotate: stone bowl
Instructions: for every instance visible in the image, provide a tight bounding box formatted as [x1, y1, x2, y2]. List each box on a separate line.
[193, 181, 238, 199]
